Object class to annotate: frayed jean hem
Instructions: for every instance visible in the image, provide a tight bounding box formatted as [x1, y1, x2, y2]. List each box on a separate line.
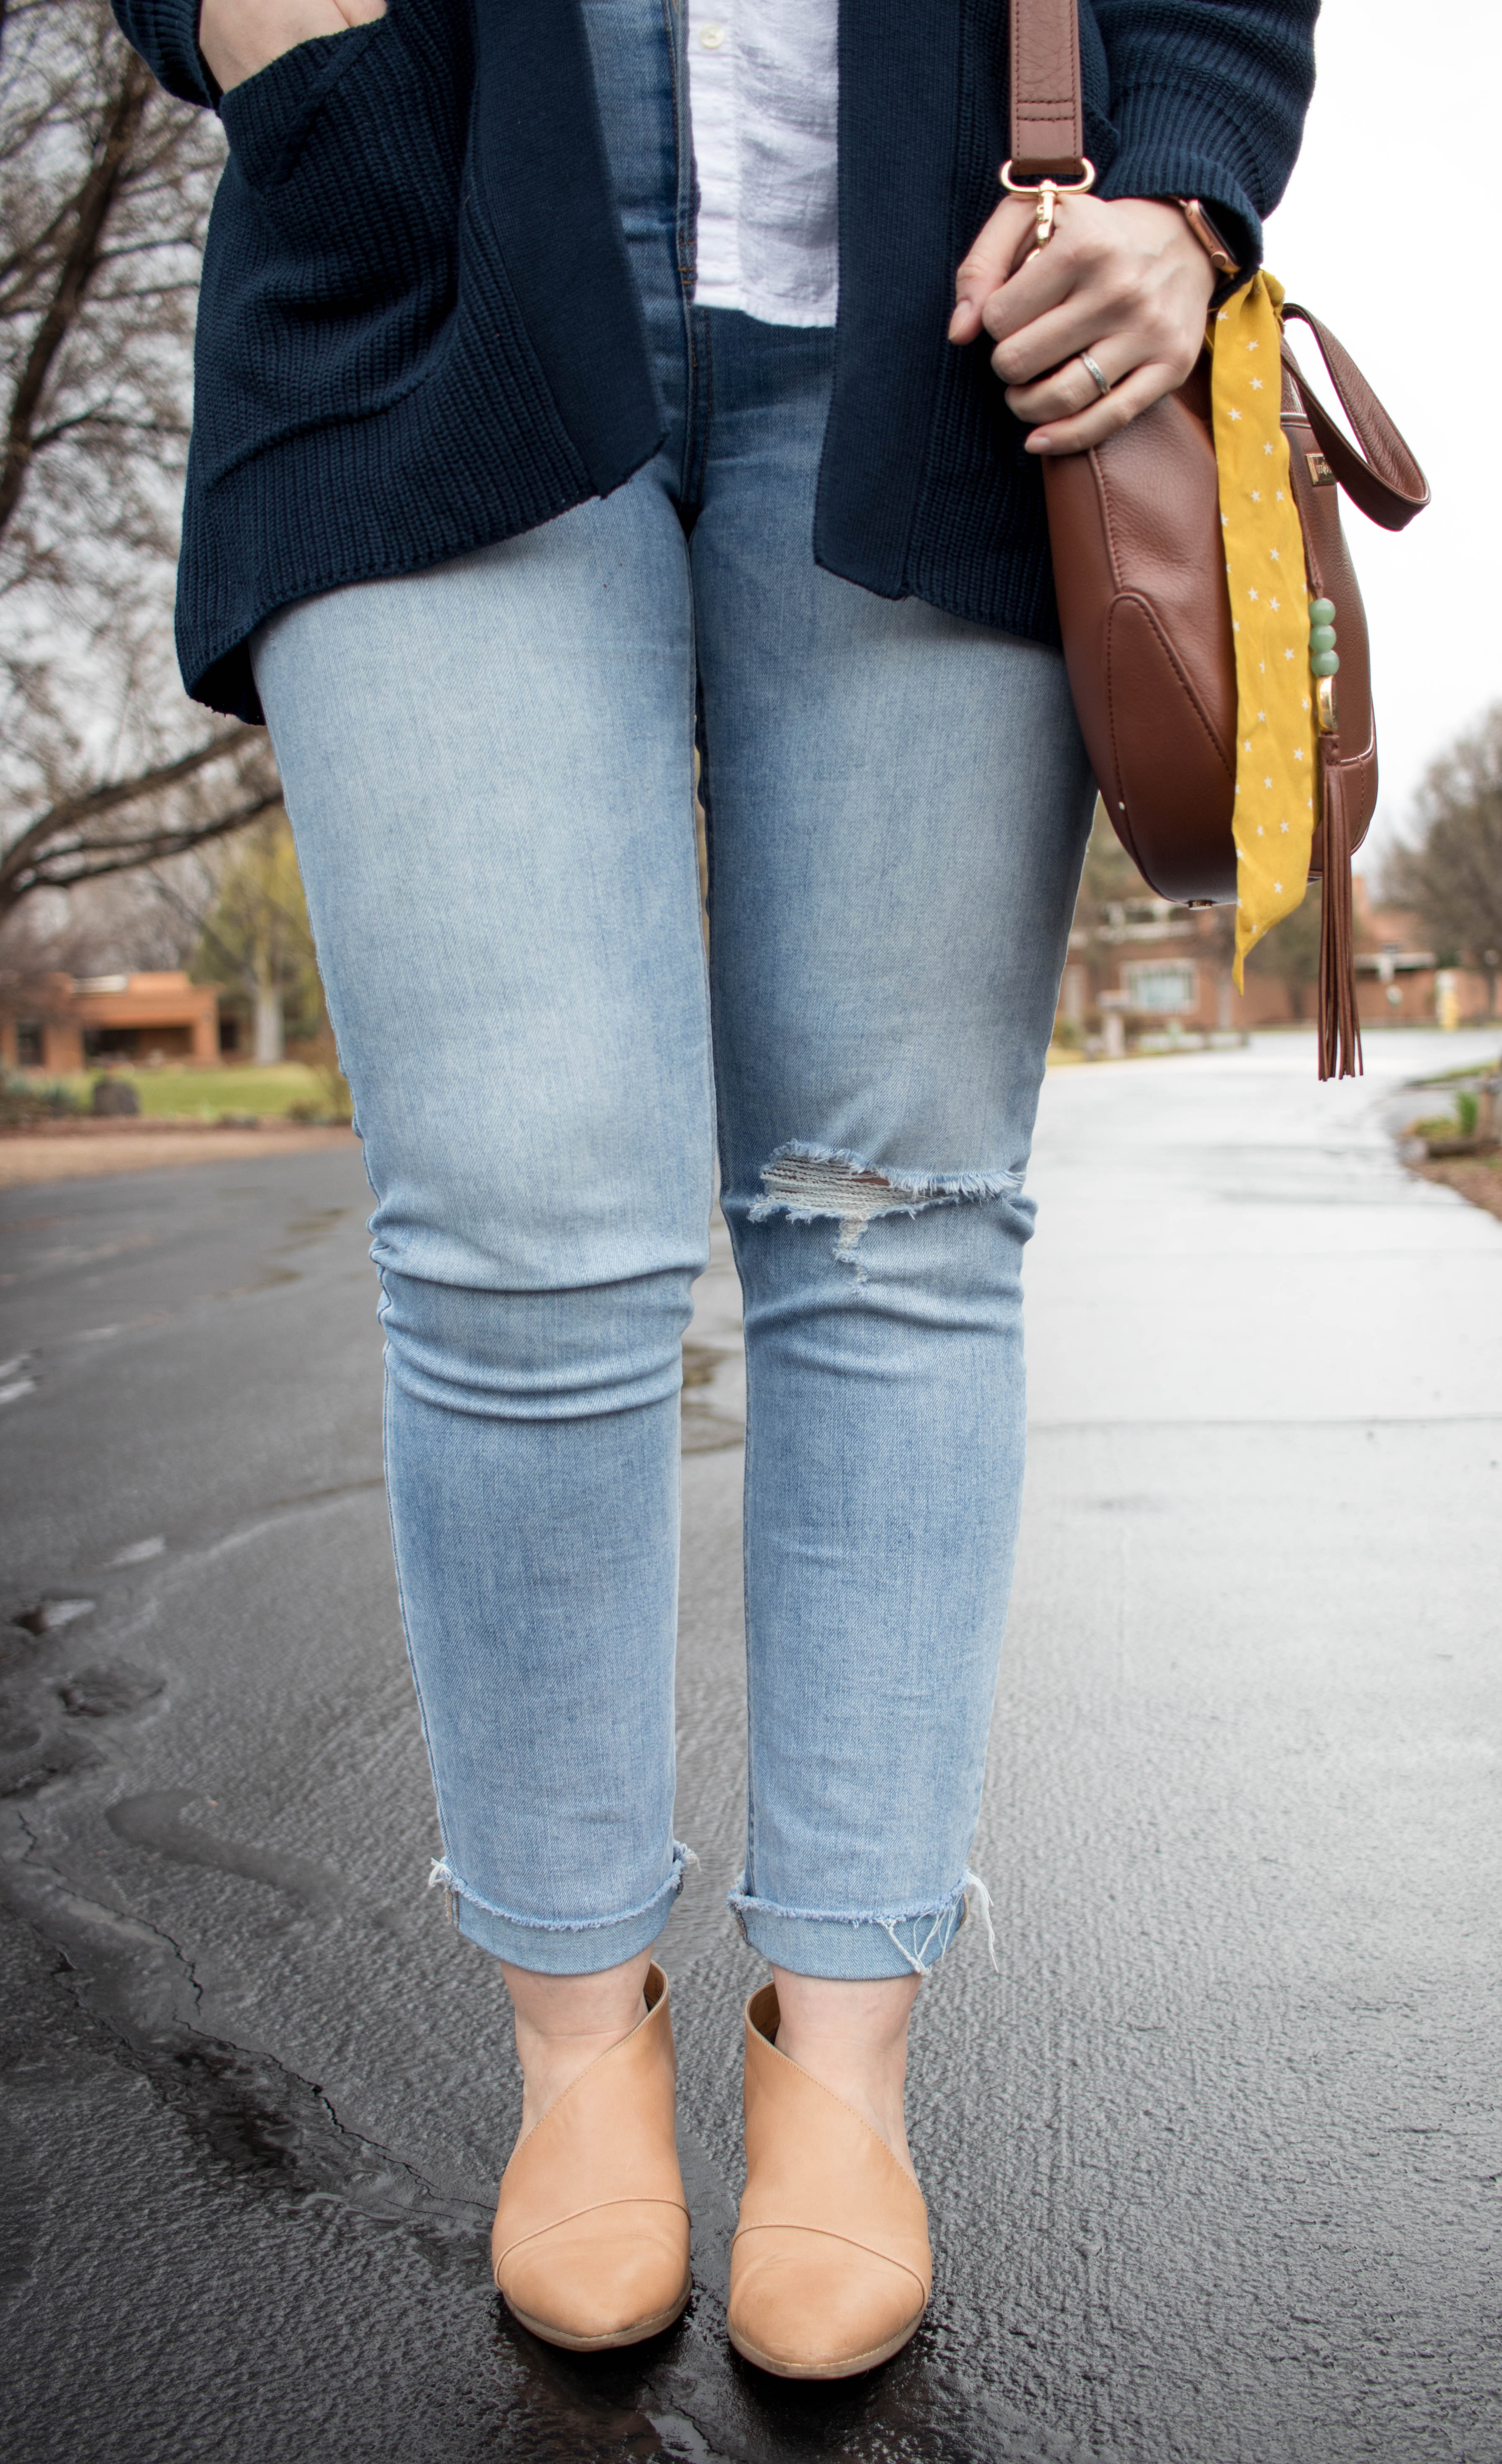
[727, 1874, 980, 1980]
[432, 1841, 695, 1975]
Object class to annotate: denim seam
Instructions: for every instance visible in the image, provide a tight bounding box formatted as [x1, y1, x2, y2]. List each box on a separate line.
[737, 1306, 759, 1941]
[725, 1878, 967, 1928]
[430, 1839, 697, 1935]
[688, 303, 713, 515]
[378, 1281, 448, 1833]
[729, 1874, 978, 1979]
[663, 0, 704, 508]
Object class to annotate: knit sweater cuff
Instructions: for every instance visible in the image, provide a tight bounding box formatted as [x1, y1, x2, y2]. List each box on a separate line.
[1096, 83, 1272, 277]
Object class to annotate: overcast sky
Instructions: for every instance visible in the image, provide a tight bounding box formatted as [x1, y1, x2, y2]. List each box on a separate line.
[1262, 0, 1499, 860]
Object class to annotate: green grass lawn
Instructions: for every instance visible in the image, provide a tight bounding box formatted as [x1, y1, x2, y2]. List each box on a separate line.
[44, 1064, 339, 1119]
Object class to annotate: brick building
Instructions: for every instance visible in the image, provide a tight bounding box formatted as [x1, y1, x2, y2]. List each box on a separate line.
[1059, 872, 1494, 1050]
[0, 971, 221, 1074]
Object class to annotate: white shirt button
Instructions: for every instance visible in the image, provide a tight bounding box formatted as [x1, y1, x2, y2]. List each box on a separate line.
[698, 22, 727, 46]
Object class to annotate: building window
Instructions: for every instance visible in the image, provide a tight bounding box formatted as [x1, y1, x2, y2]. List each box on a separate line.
[15, 1019, 44, 1066]
[1124, 962, 1197, 1014]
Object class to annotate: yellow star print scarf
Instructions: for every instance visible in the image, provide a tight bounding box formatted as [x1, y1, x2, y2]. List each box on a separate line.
[1211, 270, 1316, 986]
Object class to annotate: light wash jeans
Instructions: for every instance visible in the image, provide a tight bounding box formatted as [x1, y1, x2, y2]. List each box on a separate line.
[252, 0, 1094, 1979]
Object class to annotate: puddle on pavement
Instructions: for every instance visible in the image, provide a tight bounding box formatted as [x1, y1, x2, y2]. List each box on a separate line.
[486, 2298, 1092, 2464]
[1, 1854, 1101, 2464]
[5, 1750, 1097, 2464]
[59, 1664, 165, 1718]
[0, 1730, 104, 1794]
[105, 1787, 349, 1914]
[157, 2032, 490, 2248]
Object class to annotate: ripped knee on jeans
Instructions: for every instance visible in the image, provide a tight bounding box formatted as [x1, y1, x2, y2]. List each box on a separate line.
[748, 1142, 1023, 1267]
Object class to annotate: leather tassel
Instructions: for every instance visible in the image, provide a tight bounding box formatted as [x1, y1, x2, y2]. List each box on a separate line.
[1317, 747, 1363, 1081]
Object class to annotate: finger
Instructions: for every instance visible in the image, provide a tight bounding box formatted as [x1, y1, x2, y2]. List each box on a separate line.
[1002, 334, 1142, 429]
[1019, 359, 1182, 456]
[971, 239, 1093, 355]
[982, 253, 1193, 385]
[948, 196, 1037, 342]
[988, 294, 1120, 389]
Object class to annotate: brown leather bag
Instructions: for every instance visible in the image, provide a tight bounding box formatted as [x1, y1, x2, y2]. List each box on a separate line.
[1007, 0, 1430, 1075]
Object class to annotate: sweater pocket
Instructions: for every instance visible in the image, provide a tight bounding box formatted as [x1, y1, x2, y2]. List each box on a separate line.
[198, 9, 465, 485]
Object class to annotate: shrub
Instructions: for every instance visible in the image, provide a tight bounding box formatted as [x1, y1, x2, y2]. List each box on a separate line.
[0, 1073, 85, 1126]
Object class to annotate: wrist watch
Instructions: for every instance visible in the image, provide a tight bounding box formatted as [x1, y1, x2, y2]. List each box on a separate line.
[1174, 197, 1241, 278]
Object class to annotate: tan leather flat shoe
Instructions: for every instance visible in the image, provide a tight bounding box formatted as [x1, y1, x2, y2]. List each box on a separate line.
[491, 1961, 691, 2351]
[728, 1981, 931, 2379]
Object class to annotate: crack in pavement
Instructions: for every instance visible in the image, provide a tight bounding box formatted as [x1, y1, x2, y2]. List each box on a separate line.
[3, 1813, 1108, 2464]
[5, 1818, 489, 2258]
[16, 1807, 207, 2023]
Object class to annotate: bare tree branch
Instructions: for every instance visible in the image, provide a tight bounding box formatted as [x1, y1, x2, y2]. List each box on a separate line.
[1385, 704, 1502, 1015]
[0, 722, 260, 885]
[0, 47, 150, 542]
[0, 3, 276, 929]
[5, 786, 283, 903]
[1, 730, 275, 918]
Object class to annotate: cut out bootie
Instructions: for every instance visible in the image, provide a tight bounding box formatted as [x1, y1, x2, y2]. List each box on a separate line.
[491, 1962, 691, 2351]
[728, 1981, 931, 2379]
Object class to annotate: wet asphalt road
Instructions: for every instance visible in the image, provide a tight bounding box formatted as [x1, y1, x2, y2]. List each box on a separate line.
[2, 1029, 1499, 2464]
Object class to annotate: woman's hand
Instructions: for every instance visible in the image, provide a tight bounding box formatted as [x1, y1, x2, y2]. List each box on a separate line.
[200, 0, 386, 95]
[949, 194, 1217, 454]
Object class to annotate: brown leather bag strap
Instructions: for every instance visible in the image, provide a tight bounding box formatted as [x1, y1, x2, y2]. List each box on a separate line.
[1008, 0, 1089, 182]
[1279, 306, 1429, 534]
[1006, 3, 1428, 544]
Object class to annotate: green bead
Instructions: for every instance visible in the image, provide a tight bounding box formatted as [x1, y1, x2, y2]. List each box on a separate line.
[1310, 624, 1337, 653]
[1309, 597, 1336, 626]
[1311, 648, 1340, 677]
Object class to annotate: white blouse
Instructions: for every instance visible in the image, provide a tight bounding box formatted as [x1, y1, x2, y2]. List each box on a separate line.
[686, 0, 839, 329]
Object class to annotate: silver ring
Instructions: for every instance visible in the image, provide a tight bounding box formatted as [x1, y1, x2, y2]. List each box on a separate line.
[1078, 350, 1112, 398]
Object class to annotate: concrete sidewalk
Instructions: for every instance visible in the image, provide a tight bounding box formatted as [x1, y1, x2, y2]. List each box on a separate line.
[0, 1029, 1497, 2464]
[1026, 1026, 1502, 1425]
[977, 1026, 1502, 2461]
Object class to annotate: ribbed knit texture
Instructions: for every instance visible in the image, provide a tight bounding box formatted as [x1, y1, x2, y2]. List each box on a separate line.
[113, 0, 1316, 719]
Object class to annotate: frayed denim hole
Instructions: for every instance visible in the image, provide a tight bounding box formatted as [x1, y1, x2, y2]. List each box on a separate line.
[748, 1142, 1022, 1274]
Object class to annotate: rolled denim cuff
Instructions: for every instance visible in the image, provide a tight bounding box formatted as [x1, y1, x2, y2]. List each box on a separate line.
[728, 1878, 970, 1980]
[433, 1840, 694, 1975]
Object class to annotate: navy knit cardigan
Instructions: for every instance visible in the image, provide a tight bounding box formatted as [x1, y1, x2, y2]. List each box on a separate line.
[113, 0, 1317, 722]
